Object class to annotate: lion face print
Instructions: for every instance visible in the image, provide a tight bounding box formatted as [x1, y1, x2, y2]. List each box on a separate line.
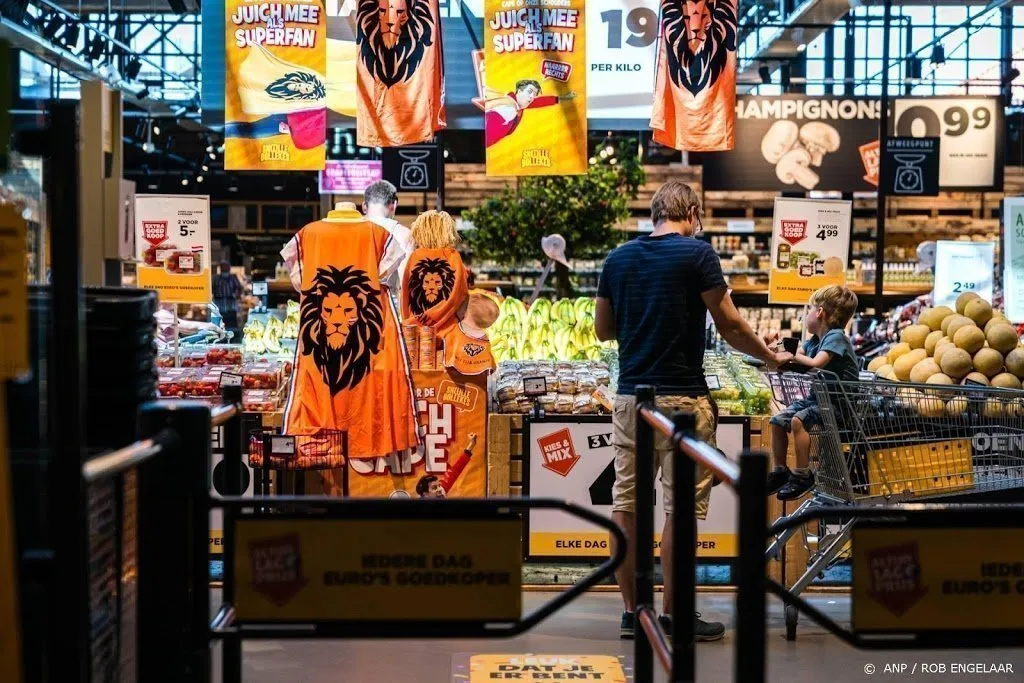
[662, 0, 737, 97]
[300, 266, 384, 395]
[407, 257, 456, 316]
[357, 0, 435, 88]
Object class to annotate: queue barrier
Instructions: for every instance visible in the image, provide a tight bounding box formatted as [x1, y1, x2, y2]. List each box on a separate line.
[633, 385, 1024, 683]
[74, 380, 628, 682]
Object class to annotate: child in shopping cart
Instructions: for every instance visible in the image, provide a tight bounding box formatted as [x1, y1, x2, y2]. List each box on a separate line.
[765, 285, 860, 500]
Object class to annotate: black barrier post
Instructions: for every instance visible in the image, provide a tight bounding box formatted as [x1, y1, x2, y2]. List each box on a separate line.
[634, 385, 656, 683]
[137, 402, 211, 683]
[671, 412, 697, 683]
[220, 386, 244, 683]
[735, 450, 769, 683]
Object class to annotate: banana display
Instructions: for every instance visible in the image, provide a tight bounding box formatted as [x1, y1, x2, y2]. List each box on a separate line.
[490, 297, 613, 363]
[243, 300, 300, 355]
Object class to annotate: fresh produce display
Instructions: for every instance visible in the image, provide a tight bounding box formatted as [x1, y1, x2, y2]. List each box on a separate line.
[283, 300, 300, 339]
[493, 359, 611, 414]
[869, 293, 1024, 402]
[490, 297, 611, 363]
[207, 345, 243, 366]
[704, 351, 774, 416]
[241, 361, 284, 390]
[243, 389, 282, 412]
[158, 368, 195, 398]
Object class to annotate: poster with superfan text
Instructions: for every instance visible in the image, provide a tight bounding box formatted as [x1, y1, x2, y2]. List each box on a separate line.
[225, 0, 327, 170]
[484, 0, 587, 176]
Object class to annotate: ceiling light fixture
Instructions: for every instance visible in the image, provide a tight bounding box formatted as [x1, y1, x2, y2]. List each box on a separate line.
[124, 58, 142, 80]
[758, 64, 772, 84]
[930, 45, 946, 66]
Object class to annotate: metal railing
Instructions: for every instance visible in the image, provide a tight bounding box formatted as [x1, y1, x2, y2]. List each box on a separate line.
[633, 385, 768, 683]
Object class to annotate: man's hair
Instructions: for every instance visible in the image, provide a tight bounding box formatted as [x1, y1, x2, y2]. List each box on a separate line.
[810, 285, 858, 330]
[650, 180, 702, 226]
[415, 475, 438, 497]
[219, 261, 231, 274]
[515, 79, 541, 94]
[364, 180, 398, 208]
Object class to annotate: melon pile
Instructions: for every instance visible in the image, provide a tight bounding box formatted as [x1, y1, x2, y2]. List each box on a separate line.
[869, 293, 1024, 409]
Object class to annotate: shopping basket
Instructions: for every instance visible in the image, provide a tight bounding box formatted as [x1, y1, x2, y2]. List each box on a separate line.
[766, 369, 1024, 639]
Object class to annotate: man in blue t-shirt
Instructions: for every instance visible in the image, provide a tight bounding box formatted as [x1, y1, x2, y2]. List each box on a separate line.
[596, 179, 792, 642]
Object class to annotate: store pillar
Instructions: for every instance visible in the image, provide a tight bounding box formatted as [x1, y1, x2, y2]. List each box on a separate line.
[79, 80, 125, 286]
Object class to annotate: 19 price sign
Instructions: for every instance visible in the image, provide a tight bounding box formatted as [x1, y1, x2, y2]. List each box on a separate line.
[586, 0, 659, 121]
[893, 97, 1003, 190]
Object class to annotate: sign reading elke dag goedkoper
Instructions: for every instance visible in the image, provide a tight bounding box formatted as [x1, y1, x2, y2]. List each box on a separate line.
[233, 518, 522, 622]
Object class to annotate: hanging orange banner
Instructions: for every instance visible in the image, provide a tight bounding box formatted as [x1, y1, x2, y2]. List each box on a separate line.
[650, 0, 738, 152]
[483, 0, 587, 176]
[225, 0, 327, 170]
[347, 369, 488, 498]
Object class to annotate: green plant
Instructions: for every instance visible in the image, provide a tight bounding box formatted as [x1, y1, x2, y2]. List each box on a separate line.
[463, 140, 645, 298]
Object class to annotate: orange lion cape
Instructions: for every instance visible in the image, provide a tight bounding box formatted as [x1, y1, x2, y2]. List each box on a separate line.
[355, 0, 446, 146]
[650, 0, 739, 152]
[401, 211, 496, 375]
[284, 203, 419, 459]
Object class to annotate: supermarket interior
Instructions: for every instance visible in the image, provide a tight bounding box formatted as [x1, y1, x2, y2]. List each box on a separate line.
[6, 0, 1024, 681]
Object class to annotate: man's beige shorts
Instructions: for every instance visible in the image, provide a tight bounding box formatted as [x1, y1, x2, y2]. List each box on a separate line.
[611, 395, 717, 520]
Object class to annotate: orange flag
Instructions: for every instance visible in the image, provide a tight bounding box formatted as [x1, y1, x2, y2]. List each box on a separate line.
[355, 0, 446, 147]
[284, 206, 419, 459]
[650, 0, 738, 152]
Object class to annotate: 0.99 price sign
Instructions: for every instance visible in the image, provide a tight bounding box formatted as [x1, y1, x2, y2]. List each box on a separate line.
[892, 97, 1003, 191]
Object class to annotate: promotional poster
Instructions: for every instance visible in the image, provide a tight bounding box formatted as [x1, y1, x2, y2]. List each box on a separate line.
[134, 194, 212, 304]
[768, 197, 852, 306]
[355, 0, 446, 147]
[456, 655, 630, 683]
[1003, 198, 1024, 323]
[347, 369, 487, 498]
[325, 0, 358, 126]
[933, 241, 995, 311]
[700, 96, 882, 191]
[650, 0, 738, 152]
[525, 418, 744, 558]
[483, 0, 587, 176]
[225, 0, 327, 170]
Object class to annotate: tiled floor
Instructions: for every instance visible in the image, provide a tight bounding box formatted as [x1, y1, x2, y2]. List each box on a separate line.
[210, 591, 1024, 682]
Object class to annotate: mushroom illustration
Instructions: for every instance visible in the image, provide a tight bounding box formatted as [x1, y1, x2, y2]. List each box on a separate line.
[776, 146, 820, 190]
[761, 120, 800, 164]
[799, 122, 841, 166]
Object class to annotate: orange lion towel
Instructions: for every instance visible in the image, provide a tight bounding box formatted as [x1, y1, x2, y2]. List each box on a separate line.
[355, 0, 446, 147]
[650, 0, 738, 152]
[284, 206, 419, 459]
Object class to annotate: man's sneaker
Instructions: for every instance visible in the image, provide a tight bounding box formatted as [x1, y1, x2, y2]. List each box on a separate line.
[619, 611, 635, 639]
[777, 470, 815, 501]
[695, 613, 726, 642]
[658, 614, 672, 637]
[766, 466, 791, 495]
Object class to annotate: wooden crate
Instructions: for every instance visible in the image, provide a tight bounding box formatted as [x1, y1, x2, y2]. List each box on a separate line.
[487, 413, 523, 498]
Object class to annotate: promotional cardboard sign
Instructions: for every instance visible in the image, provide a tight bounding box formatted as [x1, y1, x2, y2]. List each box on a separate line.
[484, 0, 587, 176]
[768, 197, 852, 306]
[0, 205, 27, 379]
[347, 369, 487, 498]
[233, 518, 522, 621]
[225, 0, 327, 170]
[1003, 198, 1024, 323]
[525, 418, 745, 558]
[134, 194, 212, 304]
[933, 240, 995, 310]
[852, 527, 1024, 632]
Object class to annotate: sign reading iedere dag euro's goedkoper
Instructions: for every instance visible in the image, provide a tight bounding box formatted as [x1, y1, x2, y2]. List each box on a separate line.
[234, 518, 522, 622]
[225, 0, 327, 170]
[484, 0, 587, 177]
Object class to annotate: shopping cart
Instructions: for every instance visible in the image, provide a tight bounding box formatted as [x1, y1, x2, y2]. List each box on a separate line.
[765, 369, 1024, 639]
